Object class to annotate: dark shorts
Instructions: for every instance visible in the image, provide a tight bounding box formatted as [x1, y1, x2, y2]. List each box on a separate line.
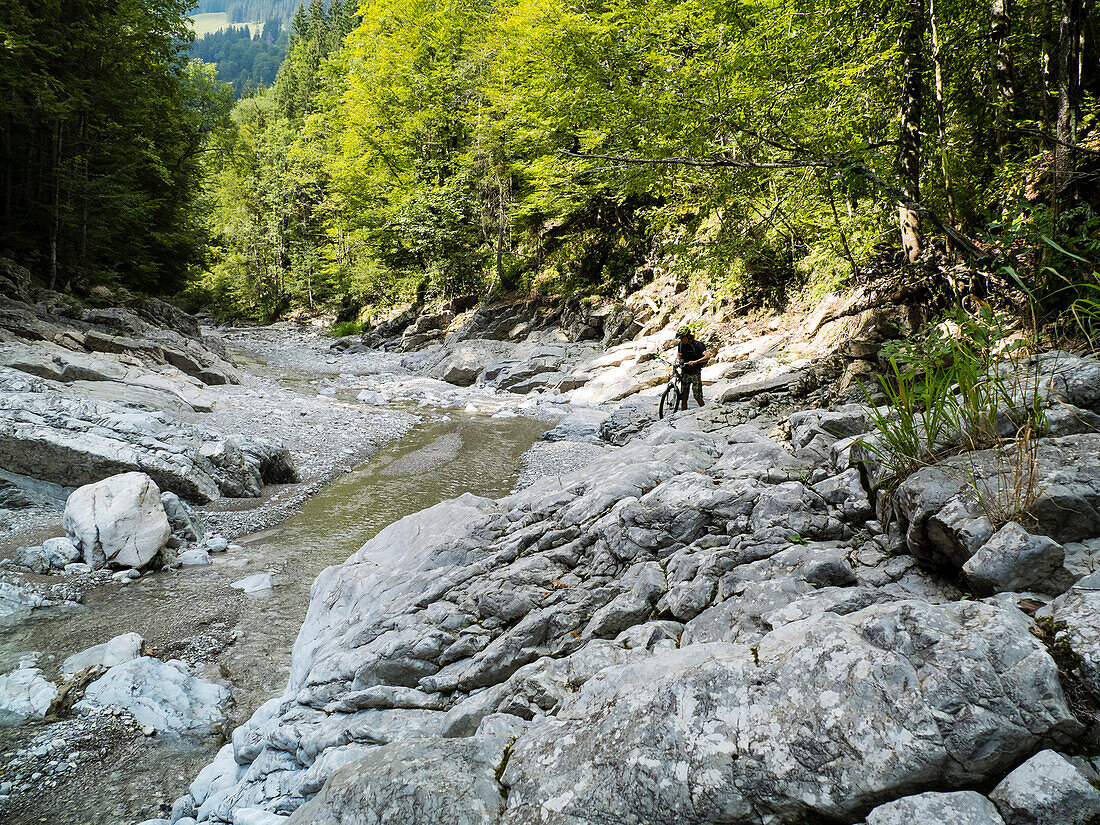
[682, 371, 703, 403]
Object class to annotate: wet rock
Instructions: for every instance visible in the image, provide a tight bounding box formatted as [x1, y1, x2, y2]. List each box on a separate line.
[61, 632, 144, 677]
[989, 749, 1100, 825]
[77, 657, 230, 732]
[501, 600, 1078, 825]
[962, 522, 1073, 596]
[0, 665, 57, 725]
[63, 471, 171, 569]
[865, 791, 1005, 825]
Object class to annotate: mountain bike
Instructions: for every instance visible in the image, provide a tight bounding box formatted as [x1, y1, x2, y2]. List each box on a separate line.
[658, 357, 684, 419]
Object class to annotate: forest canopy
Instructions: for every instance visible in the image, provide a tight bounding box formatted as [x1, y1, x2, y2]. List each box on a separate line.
[192, 0, 1099, 323]
[1, 0, 1096, 320]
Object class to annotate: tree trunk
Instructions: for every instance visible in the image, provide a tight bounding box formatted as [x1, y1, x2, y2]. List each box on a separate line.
[1054, 0, 1082, 214]
[48, 122, 62, 291]
[1041, 0, 1054, 129]
[990, 0, 1016, 158]
[898, 0, 925, 263]
[929, 0, 958, 230]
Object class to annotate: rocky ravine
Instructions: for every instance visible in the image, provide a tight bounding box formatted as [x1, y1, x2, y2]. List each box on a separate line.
[165, 348, 1100, 825]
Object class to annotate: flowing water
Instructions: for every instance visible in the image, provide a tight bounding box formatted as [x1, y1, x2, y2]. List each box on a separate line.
[0, 358, 549, 825]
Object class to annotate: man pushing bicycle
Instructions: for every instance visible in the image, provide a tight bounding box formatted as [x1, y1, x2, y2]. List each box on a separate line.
[675, 326, 710, 410]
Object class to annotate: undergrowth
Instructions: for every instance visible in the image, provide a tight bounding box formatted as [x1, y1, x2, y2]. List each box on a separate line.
[860, 302, 1046, 526]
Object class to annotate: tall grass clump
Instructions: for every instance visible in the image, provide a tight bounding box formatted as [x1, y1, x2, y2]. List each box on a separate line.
[860, 302, 1047, 523]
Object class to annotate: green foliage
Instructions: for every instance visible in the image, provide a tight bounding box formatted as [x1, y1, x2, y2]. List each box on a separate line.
[190, 22, 289, 96]
[187, 0, 1100, 321]
[861, 304, 1045, 492]
[0, 0, 231, 294]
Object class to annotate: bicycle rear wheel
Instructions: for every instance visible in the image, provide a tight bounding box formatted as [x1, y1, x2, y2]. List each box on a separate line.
[658, 384, 679, 419]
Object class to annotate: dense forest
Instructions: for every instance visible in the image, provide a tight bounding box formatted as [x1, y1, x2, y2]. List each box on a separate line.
[1, 0, 1097, 327]
[190, 0, 1099, 326]
[190, 22, 289, 95]
[194, 0, 303, 25]
[0, 0, 233, 293]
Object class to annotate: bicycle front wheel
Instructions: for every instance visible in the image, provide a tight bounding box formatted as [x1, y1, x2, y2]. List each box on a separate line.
[658, 384, 679, 419]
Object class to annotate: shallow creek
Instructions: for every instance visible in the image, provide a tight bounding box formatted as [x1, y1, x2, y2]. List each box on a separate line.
[0, 354, 549, 825]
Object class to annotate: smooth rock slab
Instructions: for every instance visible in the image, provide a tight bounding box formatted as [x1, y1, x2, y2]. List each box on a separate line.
[500, 600, 1078, 825]
[77, 657, 229, 732]
[866, 791, 1006, 825]
[62, 632, 144, 678]
[63, 471, 170, 569]
[232, 573, 272, 593]
[989, 749, 1100, 825]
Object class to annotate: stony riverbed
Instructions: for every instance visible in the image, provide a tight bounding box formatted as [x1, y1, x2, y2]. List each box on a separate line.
[0, 323, 604, 825]
[5, 296, 1100, 825]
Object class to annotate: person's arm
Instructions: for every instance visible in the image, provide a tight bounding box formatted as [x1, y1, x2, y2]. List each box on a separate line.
[688, 345, 710, 368]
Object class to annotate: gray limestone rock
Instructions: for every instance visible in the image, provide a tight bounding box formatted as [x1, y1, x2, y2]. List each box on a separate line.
[287, 729, 512, 825]
[894, 435, 1100, 568]
[500, 600, 1078, 825]
[62, 632, 144, 677]
[598, 402, 655, 446]
[1051, 571, 1100, 701]
[77, 657, 230, 732]
[963, 522, 1073, 596]
[63, 472, 171, 569]
[0, 665, 57, 725]
[989, 749, 1100, 825]
[162, 491, 203, 543]
[866, 791, 1006, 825]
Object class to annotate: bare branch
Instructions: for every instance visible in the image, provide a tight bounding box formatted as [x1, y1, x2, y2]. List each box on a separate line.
[559, 149, 836, 170]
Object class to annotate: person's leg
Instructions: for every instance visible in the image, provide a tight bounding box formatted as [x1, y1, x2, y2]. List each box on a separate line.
[680, 374, 689, 410]
[691, 372, 704, 406]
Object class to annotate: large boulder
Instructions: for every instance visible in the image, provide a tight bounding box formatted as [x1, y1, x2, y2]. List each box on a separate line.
[500, 600, 1079, 825]
[866, 791, 1005, 825]
[63, 472, 171, 569]
[0, 664, 57, 725]
[962, 522, 1073, 596]
[77, 657, 230, 732]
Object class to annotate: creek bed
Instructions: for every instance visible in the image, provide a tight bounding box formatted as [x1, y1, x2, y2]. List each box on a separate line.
[0, 352, 549, 825]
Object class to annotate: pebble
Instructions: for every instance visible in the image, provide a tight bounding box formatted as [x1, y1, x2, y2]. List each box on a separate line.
[142, 725, 156, 736]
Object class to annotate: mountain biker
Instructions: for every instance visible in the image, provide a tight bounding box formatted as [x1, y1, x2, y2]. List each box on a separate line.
[675, 326, 709, 410]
